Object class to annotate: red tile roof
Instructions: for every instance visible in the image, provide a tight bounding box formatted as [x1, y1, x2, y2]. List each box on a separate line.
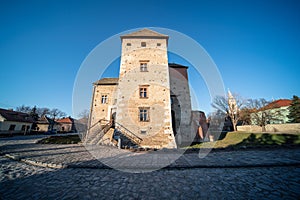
[264, 99, 292, 110]
[56, 117, 73, 124]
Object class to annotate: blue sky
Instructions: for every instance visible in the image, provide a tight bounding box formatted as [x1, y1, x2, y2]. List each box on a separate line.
[0, 0, 299, 117]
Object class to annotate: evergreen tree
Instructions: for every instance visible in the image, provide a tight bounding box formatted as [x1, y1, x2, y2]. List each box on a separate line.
[288, 95, 300, 123]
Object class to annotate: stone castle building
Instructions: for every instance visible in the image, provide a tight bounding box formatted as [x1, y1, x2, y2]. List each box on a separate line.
[87, 29, 201, 149]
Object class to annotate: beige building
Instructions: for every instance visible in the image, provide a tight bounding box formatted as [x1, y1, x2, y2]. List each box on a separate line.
[87, 29, 200, 148]
[36, 115, 60, 132]
[56, 117, 76, 133]
[0, 108, 33, 135]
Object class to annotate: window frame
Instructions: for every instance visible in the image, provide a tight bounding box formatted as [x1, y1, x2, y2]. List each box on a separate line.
[139, 87, 148, 98]
[101, 94, 108, 104]
[140, 62, 148, 72]
[139, 107, 150, 122]
[9, 124, 16, 131]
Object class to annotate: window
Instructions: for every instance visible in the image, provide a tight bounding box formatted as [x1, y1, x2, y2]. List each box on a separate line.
[139, 108, 149, 122]
[141, 42, 146, 47]
[101, 95, 108, 104]
[139, 87, 148, 98]
[140, 63, 147, 72]
[9, 125, 16, 131]
[157, 43, 161, 46]
[127, 43, 131, 46]
[141, 130, 147, 134]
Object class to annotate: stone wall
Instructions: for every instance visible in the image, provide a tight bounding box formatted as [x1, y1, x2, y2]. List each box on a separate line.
[237, 123, 300, 133]
[169, 66, 193, 144]
[116, 37, 176, 148]
[90, 84, 118, 126]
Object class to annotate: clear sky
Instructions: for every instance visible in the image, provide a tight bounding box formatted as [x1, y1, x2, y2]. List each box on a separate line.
[0, 0, 299, 117]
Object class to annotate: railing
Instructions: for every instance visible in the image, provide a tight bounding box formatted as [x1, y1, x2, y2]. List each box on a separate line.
[114, 122, 143, 144]
[85, 119, 112, 144]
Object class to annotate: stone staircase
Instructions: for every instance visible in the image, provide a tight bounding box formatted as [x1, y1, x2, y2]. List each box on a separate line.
[97, 128, 117, 146]
[84, 121, 144, 148]
[114, 122, 143, 148]
[84, 120, 114, 145]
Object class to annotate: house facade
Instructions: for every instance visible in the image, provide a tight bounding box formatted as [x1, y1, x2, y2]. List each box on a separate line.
[250, 99, 292, 125]
[36, 115, 60, 132]
[0, 108, 34, 135]
[88, 29, 201, 148]
[56, 117, 76, 132]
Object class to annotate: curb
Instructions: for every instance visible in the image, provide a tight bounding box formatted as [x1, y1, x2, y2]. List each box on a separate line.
[5, 154, 67, 169]
[4, 153, 300, 170]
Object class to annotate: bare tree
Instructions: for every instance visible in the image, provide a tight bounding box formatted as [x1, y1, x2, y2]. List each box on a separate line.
[212, 92, 246, 131]
[36, 107, 50, 117]
[16, 105, 31, 114]
[246, 98, 283, 132]
[78, 109, 89, 119]
[49, 108, 66, 120]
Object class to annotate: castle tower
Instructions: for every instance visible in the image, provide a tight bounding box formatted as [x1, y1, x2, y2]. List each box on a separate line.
[116, 29, 177, 148]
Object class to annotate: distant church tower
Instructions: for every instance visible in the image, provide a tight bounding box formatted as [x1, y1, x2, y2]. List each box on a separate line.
[116, 29, 177, 148]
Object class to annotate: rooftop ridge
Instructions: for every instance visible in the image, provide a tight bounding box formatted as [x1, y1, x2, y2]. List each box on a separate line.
[120, 28, 169, 39]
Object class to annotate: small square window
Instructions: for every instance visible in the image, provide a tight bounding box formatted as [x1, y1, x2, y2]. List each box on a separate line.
[141, 130, 147, 134]
[9, 124, 16, 131]
[140, 63, 148, 72]
[139, 87, 148, 98]
[139, 108, 149, 122]
[157, 43, 161, 46]
[101, 95, 108, 104]
[127, 43, 131, 46]
[141, 42, 146, 47]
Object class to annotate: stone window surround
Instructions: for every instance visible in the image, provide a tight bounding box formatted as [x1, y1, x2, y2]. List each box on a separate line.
[140, 61, 149, 72]
[139, 107, 150, 122]
[139, 85, 149, 98]
[101, 94, 108, 104]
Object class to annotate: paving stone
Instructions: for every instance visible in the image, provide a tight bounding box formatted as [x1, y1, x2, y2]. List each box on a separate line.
[0, 135, 300, 199]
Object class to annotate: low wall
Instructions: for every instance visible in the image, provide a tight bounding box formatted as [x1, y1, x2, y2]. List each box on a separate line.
[237, 123, 300, 133]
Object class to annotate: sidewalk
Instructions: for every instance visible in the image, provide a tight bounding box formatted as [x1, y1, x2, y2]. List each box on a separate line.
[1, 135, 300, 171]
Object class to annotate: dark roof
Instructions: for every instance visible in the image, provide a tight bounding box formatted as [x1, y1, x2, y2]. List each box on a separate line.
[168, 63, 188, 69]
[120, 28, 169, 39]
[0, 108, 34, 123]
[37, 115, 58, 125]
[94, 78, 119, 85]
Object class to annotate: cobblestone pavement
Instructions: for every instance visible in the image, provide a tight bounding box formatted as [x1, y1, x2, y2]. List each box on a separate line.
[0, 156, 299, 199]
[1, 135, 300, 171]
[0, 135, 300, 199]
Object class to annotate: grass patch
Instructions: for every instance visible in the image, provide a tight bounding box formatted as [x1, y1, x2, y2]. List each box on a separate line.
[187, 131, 300, 150]
[37, 135, 81, 144]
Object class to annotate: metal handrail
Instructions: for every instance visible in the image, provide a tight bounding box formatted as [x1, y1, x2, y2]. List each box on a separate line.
[114, 122, 143, 143]
[85, 119, 112, 143]
[88, 119, 108, 131]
